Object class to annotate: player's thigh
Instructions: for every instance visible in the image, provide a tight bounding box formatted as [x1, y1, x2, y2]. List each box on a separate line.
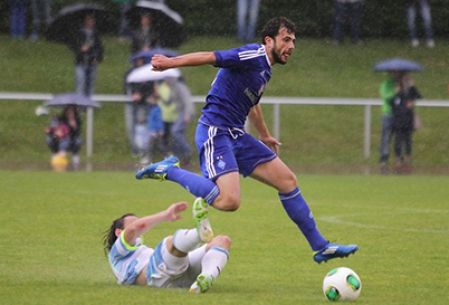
[251, 157, 297, 193]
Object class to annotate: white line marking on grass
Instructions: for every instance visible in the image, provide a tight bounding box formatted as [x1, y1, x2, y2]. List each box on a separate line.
[317, 212, 449, 235]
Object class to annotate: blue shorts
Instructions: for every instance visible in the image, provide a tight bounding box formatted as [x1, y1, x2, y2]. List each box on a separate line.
[195, 123, 277, 180]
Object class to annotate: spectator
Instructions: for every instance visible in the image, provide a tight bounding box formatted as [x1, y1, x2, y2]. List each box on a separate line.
[129, 80, 157, 161]
[8, 0, 28, 39]
[406, 0, 435, 48]
[29, 0, 52, 41]
[332, 0, 363, 45]
[389, 74, 421, 174]
[131, 12, 160, 53]
[236, 0, 261, 42]
[379, 71, 400, 174]
[124, 56, 148, 157]
[69, 14, 104, 97]
[113, 0, 132, 41]
[164, 78, 194, 166]
[45, 105, 82, 170]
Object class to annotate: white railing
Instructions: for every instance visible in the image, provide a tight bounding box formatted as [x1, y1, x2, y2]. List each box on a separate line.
[2, 92, 449, 162]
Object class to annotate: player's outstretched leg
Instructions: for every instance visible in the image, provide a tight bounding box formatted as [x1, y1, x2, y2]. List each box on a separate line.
[189, 236, 231, 294]
[135, 155, 180, 181]
[193, 197, 214, 243]
[313, 243, 359, 264]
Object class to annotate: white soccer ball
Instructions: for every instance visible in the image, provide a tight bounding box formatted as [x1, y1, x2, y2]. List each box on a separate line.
[322, 267, 362, 302]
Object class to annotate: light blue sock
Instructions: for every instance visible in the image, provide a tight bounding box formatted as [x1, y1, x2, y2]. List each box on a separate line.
[279, 187, 328, 251]
[167, 167, 219, 205]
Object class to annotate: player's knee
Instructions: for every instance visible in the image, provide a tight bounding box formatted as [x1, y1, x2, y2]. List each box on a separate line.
[211, 235, 232, 250]
[279, 171, 297, 192]
[214, 193, 240, 211]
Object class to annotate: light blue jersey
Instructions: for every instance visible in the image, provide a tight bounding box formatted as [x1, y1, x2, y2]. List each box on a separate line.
[108, 231, 153, 285]
[200, 43, 272, 129]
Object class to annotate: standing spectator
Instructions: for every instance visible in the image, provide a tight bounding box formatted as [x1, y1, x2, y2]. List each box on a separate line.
[406, 0, 435, 48]
[390, 74, 421, 174]
[69, 14, 104, 97]
[131, 13, 160, 53]
[29, 0, 52, 41]
[332, 0, 363, 45]
[114, 0, 132, 41]
[379, 71, 400, 174]
[165, 77, 194, 166]
[8, 0, 28, 39]
[236, 0, 261, 42]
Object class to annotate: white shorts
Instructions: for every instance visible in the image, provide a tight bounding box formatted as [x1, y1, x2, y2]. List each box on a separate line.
[146, 237, 207, 288]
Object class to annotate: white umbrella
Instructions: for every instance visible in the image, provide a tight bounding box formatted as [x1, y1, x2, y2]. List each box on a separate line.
[126, 64, 181, 84]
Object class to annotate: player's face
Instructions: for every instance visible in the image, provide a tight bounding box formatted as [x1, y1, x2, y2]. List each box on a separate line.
[123, 215, 139, 229]
[271, 27, 296, 65]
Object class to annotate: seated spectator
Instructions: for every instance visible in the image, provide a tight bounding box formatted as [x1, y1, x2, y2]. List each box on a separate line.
[45, 105, 82, 171]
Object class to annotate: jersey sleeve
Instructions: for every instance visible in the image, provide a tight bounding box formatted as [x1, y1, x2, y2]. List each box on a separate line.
[214, 44, 263, 69]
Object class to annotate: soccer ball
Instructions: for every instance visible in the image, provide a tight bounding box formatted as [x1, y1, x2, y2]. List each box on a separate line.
[322, 267, 362, 301]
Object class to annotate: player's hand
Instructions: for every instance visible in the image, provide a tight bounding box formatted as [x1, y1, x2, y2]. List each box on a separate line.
[165, 201, 188, 222]
[261, 136, 282, 154]
[151, 55, 171, 71]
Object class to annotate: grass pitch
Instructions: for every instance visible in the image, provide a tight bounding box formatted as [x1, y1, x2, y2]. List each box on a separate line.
[1, 170, 448, 305]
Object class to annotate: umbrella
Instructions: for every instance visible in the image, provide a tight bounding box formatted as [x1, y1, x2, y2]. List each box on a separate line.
[126, 0, 185, 48]
[129, 48, 178, 64]
[373, 58, 423, 72]
[46, 3, 110, 44]
[126, 64, 181, 84]
[45, 93, 100, 108]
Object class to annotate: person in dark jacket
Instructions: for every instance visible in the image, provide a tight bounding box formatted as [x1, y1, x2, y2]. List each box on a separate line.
[70, 14, 104, 97]
[130, 13, 160, 53]
[389, 74, 421, 174]
[45, 105, 82, 170]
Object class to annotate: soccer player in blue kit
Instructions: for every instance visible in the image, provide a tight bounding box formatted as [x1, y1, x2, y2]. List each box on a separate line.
[136, 17, 358, 263]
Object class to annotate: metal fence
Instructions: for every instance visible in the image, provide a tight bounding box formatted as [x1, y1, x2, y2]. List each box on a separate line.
[2, 91, 449, 164]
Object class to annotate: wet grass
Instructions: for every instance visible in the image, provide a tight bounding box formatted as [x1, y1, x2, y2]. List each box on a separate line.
[1, 171, 448, 304]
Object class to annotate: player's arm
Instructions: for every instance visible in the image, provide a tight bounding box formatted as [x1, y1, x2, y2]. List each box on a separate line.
[124, 202, 188, 246]
[152, 52, 216, 71]
[249, 104, 281, 154]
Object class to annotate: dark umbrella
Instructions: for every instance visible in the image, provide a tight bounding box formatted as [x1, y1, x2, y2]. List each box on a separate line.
[126, 0, 185, 48]
[46, 3, 110, 44]
[129, 48, 178, 64]
[45, 93, 100, 108]
[373, 58, 423, 72]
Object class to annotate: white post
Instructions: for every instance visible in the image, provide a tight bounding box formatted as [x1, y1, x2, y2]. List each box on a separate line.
[363, 104, 371, 159]
[86, 107, 94, 171]
[273, 103, 280, 140]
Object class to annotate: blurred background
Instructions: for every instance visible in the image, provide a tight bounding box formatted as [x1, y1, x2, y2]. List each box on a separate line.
[0, 0, 448, 174]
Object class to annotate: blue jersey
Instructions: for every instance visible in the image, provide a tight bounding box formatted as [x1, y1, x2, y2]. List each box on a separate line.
[200, 43, 272, 129]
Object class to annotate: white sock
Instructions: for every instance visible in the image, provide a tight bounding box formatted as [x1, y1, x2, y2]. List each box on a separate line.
[201, 246, 229, 279]
[172, 229, 200, 253]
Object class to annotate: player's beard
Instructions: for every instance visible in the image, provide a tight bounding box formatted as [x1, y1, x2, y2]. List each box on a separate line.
[271, 42, 287, 65]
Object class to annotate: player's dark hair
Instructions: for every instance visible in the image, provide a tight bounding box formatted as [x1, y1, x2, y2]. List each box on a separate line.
[261, 17, 296, 44]
[103, 213, 136, 254]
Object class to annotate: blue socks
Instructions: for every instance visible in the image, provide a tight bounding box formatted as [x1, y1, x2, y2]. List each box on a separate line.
[279, 187, 328, 251]
[167, 167, 220, 205]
